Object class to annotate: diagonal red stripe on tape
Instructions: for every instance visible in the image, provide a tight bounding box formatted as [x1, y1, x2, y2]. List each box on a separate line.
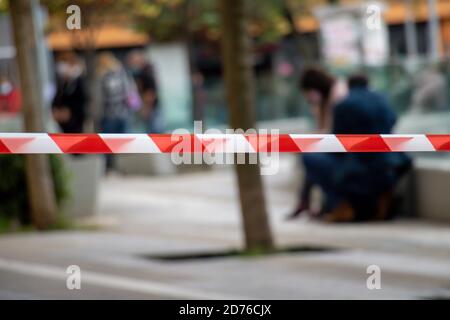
[149, 134, 203, 153]
[291, 137, 323, 152]
[0, 139, 11, 153]
[102, 137, 135, 153]
[278, 135, 301, 152]
[427, 135, 450, 151]
[245, 134, 280, 152]
[382, 137, 413, 148]
[50, 134, 112, 153]
[244, 134, 259, 151]
[382, 137, 413, 151]
[192, 135, 205, 152]
[0, 137, 34, 152]
[149, 134, 181, 152]
[201, 138, 229, 152]
[337, 135, 390, 152]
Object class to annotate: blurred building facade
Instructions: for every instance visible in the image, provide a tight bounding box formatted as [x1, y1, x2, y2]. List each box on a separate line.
[2, 0, 449, 128]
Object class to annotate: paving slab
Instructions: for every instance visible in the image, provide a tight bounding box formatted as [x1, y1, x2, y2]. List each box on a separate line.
[1, 155, 450, 299]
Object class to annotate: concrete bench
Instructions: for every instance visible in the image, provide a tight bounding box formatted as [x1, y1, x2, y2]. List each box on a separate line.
[63, 155, 104, 218]
[413, 157, 450, 222]
[394, 111, 450, 134]
[116, 154, 176, 176]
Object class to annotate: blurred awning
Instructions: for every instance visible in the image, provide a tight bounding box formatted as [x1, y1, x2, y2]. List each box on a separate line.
[47, 25, 150, 51]
[383, 0, 450, 24]
[295, 0, 450, 33]
[45, 0, 450, 50]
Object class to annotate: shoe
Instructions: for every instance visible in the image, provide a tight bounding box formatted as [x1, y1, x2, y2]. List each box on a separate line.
[375, 192, 392, 221]
[286, 203, 309, 220]
[322, 201, 354, 223]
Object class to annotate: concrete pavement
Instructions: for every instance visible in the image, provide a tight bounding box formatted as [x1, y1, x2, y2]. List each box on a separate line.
[1, 155, 450, 299]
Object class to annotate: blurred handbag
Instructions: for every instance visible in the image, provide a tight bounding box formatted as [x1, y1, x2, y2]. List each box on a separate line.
[125, 74, 142, 112]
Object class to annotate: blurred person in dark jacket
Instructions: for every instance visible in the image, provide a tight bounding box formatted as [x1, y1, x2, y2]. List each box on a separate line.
[52, 51, 86, 133]
[301, 73, 411, 222]
[126, 50, 163, 133]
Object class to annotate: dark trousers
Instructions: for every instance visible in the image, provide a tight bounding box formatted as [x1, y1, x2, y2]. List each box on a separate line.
[101, 117, 129, 170]
[302, 153, 342, 212]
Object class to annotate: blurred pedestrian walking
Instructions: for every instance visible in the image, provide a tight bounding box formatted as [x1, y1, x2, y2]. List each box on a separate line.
[96, 52, 134, 172]
[51, 51, 86, 133]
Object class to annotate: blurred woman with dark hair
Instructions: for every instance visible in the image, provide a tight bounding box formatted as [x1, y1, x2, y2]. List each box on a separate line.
[299, 67, 348, 134]
[287, 67, 347, 219]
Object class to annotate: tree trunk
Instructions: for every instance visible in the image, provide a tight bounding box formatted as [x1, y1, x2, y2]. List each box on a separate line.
[9, 0, 57, 229]
[81, 12, 100, 133]
[219, 0, 274, 251]
[181, 1, 198, 123]
[83, 46, 97, 132]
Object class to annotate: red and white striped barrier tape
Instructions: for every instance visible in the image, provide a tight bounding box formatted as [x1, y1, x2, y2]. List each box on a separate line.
[0, 133, 449, 154]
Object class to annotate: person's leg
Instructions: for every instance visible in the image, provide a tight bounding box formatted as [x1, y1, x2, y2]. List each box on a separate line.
[146, 112, 155, 134]
[101, 118, 116, 172]
[116, 117, 129, 134]
[300, 178, 313, 207]
[287, 176, 313, 219]
[147, 108, 164, 133]
[302, 153, 342, 213]
[109, 118, 128, 171]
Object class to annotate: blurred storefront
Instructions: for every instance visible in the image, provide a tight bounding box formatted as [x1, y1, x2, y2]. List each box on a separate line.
[192, 0, 450, 127]
[37, 0, 450, 130]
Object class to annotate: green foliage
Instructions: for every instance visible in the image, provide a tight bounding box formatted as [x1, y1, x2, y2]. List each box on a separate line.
[132, 0, 293, 43]
[43, 0, 135, 16]
[0, 0, 8, 12]
[49, 154, 71, 209]
[42, 0, 309, 44]
[0, 155, 70, 230]
[240, 246, 275, 257]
